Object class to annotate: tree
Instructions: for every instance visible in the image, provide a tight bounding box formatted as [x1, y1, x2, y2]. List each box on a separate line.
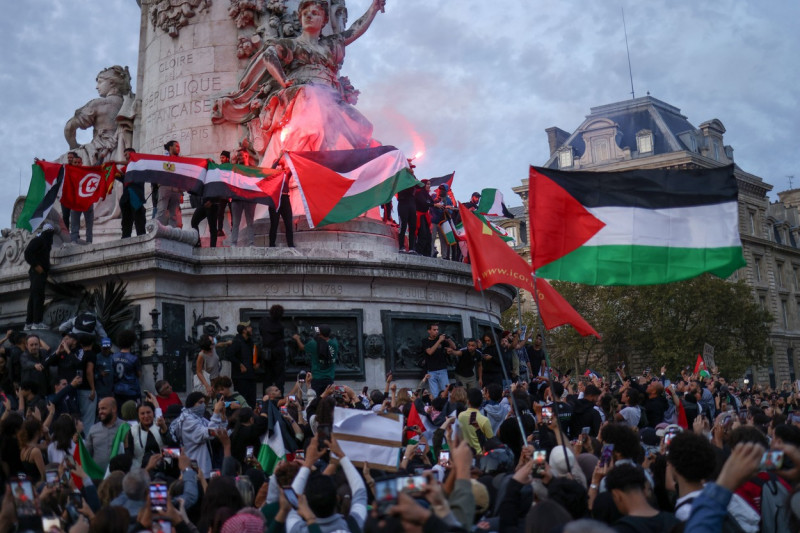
[547, 275, 772, 378]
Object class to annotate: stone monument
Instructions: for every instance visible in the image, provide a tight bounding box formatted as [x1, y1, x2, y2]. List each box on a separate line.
[0, 0, 515, 394]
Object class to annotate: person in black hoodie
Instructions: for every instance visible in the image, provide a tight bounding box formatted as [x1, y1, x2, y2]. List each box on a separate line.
[570, 384, 603, 438]
[24, 223, 55, 329]
[259, 305, 287, 394]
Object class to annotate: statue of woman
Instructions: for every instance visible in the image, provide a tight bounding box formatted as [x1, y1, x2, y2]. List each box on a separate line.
[213, 0, 386, 168]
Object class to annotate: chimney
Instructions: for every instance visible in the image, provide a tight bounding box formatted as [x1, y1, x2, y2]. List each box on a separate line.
[546, 127, 571, 156]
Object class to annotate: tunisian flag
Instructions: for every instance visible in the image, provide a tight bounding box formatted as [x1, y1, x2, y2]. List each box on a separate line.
[60, 165, 111, 212]
[459, 205, 599, 338]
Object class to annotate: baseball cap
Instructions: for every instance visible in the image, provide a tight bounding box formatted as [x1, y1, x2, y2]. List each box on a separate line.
[101, 337, 112, 347]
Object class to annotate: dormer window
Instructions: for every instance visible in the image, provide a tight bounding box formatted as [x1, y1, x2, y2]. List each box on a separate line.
[636, 130, 654, 154]
[558, 147, 573, 168]
[689, 136, 697, 152]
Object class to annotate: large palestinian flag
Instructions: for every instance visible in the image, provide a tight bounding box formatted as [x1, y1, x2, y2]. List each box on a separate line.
[284, 146, 418, 228]
[529, 165, 745, 285]
[205, 163, 285, 207]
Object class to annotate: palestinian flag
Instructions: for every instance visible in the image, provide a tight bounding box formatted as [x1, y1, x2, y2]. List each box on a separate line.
[475, 212, 514, 243]
[284, 146, 417, 228]
[440, 218, 464, 246]
[405, 402, 425, 441]
[61, 165, 112, 212]
[257, 401, 298, 475]
[693, 354, 710, 378]
[125, 153, 207, 195]
[205, 163, 285, 207]
[530, 165, 745, 285]
[428, 172, 455, 190]
[73, 436, 104, 486]
[477, 188, 515, 219]
[17, 161, 64, 232]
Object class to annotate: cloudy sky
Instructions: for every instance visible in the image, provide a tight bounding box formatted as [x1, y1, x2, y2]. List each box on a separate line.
[1, 0, 798, 228]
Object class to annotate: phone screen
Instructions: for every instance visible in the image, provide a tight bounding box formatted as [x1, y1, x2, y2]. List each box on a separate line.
[282, 487, 299, 509]
[210, 470, 221, 479]
[760, 450, 784, 470]
[532, 450, 547, 477]
[398, 475, 426, 497]
[45, 469, 59, 486]
[438, 450, 450, 466]
[599, 443, 615, 467]
[149, 482, 168, 512]
[581, 426, 591, 435]
[10, 480, 36, 516]
[42, 516, 61, 532]
[69, 491, 82, 508]
[163, 448, 181, 459]
[153, 520, 172, 533]
[542, 406, 553, 423]
[246, 446, 254, 458]
[374, 479, 397, 514]
[416, 444, 425, 454]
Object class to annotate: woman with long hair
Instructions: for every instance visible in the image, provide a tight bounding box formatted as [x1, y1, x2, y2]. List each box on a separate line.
[18, 417, 45, 482]
[47, 414, 77, 464]
[195, 335, 220, 397]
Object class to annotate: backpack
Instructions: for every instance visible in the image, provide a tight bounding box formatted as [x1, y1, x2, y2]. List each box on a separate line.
[74, 312, 97, 334]
[751, 473, 791, 533]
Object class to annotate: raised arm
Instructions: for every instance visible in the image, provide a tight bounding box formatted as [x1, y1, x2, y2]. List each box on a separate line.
[342, 0, 386, 46]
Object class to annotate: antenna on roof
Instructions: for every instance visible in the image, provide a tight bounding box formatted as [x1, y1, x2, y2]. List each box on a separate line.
[789, 175, 795, 189]
[622, 7, 635, 99]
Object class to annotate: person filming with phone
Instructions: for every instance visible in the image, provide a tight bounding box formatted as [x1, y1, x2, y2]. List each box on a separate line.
[293, 325, 338, 397]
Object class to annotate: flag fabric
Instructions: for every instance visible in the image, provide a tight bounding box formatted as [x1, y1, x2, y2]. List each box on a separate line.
[676, 400, 689, 430]
[405, 402, 425, 441]
[332, 408, 403, 472]
[440, 218, 464, 246]
[529, 165, 745, 285]
[428, 172, 455, 191]
[60, 165, 112, 212]
[284, 146, 418, 228]
[257, 401, 298, 475]
[693, 354, 710, 377]
[583, 369, 602, 379]
[125, 153, 207, 195]
[460, 204, 537, 294]
[533, 278, 601, 339]
[460, 205, 599, 338]
[205, 163, 285, 207]
[17, 161, 64, 232]
[477, 188, 515, 218]
[73, 435, 104, 485]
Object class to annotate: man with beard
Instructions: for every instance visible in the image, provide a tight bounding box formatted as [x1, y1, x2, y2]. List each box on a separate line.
[86, 397, 126, 473]
[48, 333, 82, 384]
[20, 335, 51, 396]
[570, 383, 603, 438]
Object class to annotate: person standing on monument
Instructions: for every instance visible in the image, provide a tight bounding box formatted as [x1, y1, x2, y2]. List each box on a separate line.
[259, 305, 287, 394]
[268, 173, 293, 247]
[216, 150, 231, 237]
[24, 223, 55, 330]
[68, 154, 94, 244]
[190, 184, 220, 248]
[293, 325, 339, 397]
[157, 140, 184, 228]
[396, 183, 417, 253]
[228, 150, 257, 247]
[60, 151, 79, 232]
[421, 323, 455, 398]
[413, 180, 434, 256]
[119, 147, 147, 238]
[226, 321, 258, 407]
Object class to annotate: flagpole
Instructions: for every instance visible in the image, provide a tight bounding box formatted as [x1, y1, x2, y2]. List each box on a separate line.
[476, 279, 528, 450]
[530, 272, 573, 475]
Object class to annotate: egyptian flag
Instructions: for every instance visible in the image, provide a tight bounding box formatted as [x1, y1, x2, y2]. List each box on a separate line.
[204, 163, 285, 207]
[529, 165, 745, 285]
[125, 153, 207, 195]
[17, 161, 64, 232]
[284, 146, 418, 228]
[60, 165, 112, 212]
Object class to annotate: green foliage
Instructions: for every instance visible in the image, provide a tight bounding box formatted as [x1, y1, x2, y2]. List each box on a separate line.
[547, 275, 772, 378]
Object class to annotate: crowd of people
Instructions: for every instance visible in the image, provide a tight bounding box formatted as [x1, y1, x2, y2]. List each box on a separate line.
[2, 319, 800, 533]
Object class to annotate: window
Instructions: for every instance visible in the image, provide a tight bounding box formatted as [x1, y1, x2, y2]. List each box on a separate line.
[713, 140, 720, 161]
[782, 300, 789, 329]
[794, 267, 799, 290]
[749, 211, 756, 235]
[558, 148, 573, 168]
[592, 138, 610, 162]
[689, 136, 697, 152]
[774, 225, 783, 244]
[755, 257, 762, 282]
[789, 347, 796, 383]
[520, 222, 528, 244]
[777, 263, 784, 287]
[759, 296, 767, 310]
[790, 231, 797, 248]
[636, 130, 653, 154]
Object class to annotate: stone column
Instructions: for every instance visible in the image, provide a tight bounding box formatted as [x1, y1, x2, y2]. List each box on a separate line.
[136, 0, 240, 158]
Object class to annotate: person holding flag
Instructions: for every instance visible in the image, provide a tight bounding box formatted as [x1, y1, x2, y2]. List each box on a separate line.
[118, 147, 146, 238]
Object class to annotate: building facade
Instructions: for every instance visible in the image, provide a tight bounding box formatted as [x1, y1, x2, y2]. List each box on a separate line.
[506, 95, 799, 385]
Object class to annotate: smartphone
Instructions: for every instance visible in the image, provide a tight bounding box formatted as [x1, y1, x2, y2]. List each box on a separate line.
[469, 411, 477, 425]
[398, 475, 426, 497]
[45, 469, 59, 487]
[10, 480, 36, 516]
[374, 479, 398, 514]
[317, 423, 331, 449]
[282, 487, 299, 509]
[289, 395, 297, 402]
[581, 426, 591, 435]
[295, 449, 305, 461]
[532, 450, 547, 477]
[69, 490, 82, 508]
[76, 370, 83, 378]
[599, 443, 615, 467]
[438, 450, 450, 466]
[542, 406, 553, 424]
[190, 460, 198, 470]
[210, 470, 221, 479]
[42, 516, 61, 532]
[256, 399, 264, 411]
[664, 432, 677, 447]
[760, 450, 784, 470]
[144, 390, 151, 397]
[280, 405, 288, 414]
[246, 445, 254, 458]
[416, 444, 425, 454]
[153, 520, 173, 533]
[163, 447, 181, 459]
[149, 481, 168, 512]
[298, 370, 307, 383]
